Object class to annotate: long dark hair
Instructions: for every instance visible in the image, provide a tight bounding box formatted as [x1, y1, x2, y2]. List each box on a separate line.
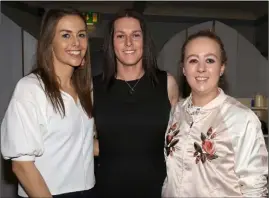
[32, 8, 92, 118]
[102, 9, 159, 88]
[180, 30, 228, 97]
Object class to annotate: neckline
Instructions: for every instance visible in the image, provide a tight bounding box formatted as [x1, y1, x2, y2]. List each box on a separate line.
[184, 88, 227, 111]
[115, 73, 145, 83]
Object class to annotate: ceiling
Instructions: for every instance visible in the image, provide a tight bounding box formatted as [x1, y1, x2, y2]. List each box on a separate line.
[21, 1, 268, 21]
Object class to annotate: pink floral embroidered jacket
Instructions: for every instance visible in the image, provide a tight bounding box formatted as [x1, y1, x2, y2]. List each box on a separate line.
[162, 89, 268, 197]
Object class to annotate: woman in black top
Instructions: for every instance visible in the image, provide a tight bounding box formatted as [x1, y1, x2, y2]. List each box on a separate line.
[93, 9, 179, 198]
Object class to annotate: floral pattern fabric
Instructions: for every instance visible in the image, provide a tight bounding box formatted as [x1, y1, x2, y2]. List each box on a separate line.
[162, 89, 268, 197]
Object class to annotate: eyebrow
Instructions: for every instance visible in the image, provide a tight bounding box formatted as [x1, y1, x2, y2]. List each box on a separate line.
[59, 29, 86, 33]
[114, 30, 142, 34]
[186, 53, 218, 59]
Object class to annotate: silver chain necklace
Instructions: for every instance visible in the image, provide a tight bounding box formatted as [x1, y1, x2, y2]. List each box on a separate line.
[116, 73, 143, 95]
[125, 78, 141, 95]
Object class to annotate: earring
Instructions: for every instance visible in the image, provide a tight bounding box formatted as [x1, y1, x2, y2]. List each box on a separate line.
[220, 73, 223, 76]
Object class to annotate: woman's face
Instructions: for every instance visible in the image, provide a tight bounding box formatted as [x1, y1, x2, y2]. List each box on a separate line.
[52, 15, 88, 69]
[113, 17, 143, 67]
[183, 37, 225, 96]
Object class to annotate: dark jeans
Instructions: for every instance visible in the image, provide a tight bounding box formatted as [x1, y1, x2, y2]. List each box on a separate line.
[18, 187, 97, 198]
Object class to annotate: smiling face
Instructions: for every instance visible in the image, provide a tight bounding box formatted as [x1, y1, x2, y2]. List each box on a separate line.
[113, 17, 143, 67]
[183, 36, 225, 96]
[52, 14, 88, 69]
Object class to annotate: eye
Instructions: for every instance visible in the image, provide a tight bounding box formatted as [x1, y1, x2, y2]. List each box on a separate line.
[116, 34, 124, 39]
[189, 59, 198, 64]
[62, 34, 70, 38]
[132, 33, 141, 38]
[206, 58, 215, 64]
[79, 33, 86, 38]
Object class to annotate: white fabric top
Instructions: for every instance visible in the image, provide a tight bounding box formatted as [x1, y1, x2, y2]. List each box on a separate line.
[1, 74, 95, 197]
[162, 89, 268, 197]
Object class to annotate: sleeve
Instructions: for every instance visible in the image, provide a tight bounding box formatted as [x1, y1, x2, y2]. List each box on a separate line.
[234, 113, 268, 197]
[1, 97, 44, 161]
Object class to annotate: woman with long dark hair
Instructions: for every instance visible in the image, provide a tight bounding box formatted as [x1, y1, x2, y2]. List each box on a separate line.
[1, 8, 96, 198]
[93, 9, 179, 198]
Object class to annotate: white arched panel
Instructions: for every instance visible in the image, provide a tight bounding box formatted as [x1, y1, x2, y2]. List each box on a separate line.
[258, 56, 268, 96]
[158, 21, 214, 83]
[236, 33, 267, 97]
[215, 21, 238, 96]
[157, 20, 268, 98]
[157, 30, 186, 82]
[187, 21, 213, 36]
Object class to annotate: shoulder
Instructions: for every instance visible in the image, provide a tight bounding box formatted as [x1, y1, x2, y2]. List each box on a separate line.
[223, 96, 262, 133]
[168, 98, 185, 124]
[15, 73, 43, 92]
[224, 96, 258, 121]
[12, 73, 46, 102]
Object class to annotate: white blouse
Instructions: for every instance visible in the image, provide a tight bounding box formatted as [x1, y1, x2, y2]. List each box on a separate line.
[1, 74, 95, 197]
[162, 89, 268, 197]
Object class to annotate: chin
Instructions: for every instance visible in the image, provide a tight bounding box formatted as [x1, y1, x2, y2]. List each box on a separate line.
[122, 58, 142, 67]
[124, 62, 139, 66]
[68, 60, 83, 67]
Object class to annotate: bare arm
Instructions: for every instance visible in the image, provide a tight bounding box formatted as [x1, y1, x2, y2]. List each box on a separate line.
[167, 73, 180, 107]
[12, 161, 52, 198]
[93, 125, 99, 156]
[91, 82, 99, 157]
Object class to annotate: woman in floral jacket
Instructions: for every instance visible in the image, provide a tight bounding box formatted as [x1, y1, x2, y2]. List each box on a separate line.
[162, 30, 268, 197]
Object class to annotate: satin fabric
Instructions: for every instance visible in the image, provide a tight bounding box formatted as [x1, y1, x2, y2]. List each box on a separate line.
[162, 89, 268, 197]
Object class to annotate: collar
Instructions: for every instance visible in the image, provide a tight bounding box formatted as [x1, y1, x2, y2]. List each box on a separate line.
[183, 88, 227, 123]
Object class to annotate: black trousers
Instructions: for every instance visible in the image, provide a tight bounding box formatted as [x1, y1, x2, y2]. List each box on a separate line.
[18, 187, 97, 198]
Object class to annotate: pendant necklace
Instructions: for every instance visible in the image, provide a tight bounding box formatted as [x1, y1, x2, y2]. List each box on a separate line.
[116, 72, 143, 96]
[124, 78, 141, 95]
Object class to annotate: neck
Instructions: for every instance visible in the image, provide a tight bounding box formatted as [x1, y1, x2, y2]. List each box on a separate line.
[54, 63, 74, 88]
[116, 61, 144, 81]
[191, 88, 220, 107]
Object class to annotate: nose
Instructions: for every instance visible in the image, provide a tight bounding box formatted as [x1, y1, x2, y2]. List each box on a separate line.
[124, 36, 133, 47]
[71, 36, 80, 47]
[197, 62, 206, 73]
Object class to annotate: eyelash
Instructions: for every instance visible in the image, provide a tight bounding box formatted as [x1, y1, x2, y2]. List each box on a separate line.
[189, 58, 215, 64]
[116, 34, 141, 39]
[61, 33, 86, 38]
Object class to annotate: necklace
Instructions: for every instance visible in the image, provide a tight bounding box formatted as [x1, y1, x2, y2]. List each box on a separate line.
[125, 78, 141, 95]
[116, 72, 143, 95]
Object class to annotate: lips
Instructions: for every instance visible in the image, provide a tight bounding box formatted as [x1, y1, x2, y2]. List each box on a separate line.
[67, 50, 81, 56]
[123, 50, 135, 54]
[195, 77, 209, 81]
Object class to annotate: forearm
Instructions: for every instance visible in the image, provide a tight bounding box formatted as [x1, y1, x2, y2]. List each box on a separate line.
[12, 161, 52, 198]
[94, 138, 99, 156]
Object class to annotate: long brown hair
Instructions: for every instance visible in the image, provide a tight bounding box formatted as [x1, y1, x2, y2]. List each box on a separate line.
[32, 8, 92, 118]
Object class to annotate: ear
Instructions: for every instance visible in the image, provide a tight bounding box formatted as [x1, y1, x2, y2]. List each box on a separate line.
[220, 64, 225, 76]
[182, 63, 186, 76]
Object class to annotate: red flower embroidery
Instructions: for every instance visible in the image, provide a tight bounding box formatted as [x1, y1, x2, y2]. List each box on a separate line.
[165, 122, 180, 156]
[207, 127, 213, 136]
[202, 140, 215, 156]
[169, 122, 177, 131]
[194, 127, 218, 164]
